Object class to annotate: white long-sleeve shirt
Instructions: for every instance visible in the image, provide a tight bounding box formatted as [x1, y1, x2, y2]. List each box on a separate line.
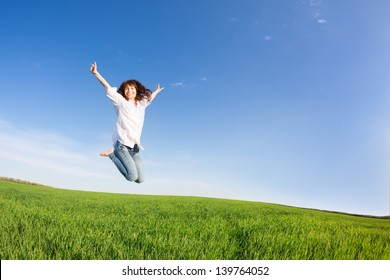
[106, 87, 150, 150]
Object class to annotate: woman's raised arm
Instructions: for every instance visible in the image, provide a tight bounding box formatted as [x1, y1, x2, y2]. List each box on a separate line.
[90, 62, 111, 90]
[148, 84, 165, 102]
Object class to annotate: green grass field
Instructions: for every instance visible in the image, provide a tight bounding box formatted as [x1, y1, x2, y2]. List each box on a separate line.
[0, 179, 389, 260]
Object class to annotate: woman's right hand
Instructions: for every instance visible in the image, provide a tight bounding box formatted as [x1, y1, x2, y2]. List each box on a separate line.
[90, 62, 98, 74]
[89, 62, 111, 90]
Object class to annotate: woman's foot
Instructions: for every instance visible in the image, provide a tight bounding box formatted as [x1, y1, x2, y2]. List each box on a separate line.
[99, 148, 114, 157]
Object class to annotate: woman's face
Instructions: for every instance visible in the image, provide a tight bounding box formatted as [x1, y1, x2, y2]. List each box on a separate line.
[124, 84, 137, 101]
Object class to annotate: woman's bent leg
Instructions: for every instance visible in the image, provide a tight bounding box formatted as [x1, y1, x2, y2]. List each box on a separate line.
[100, 148, 114, 157]
[109, 141, 139, 181]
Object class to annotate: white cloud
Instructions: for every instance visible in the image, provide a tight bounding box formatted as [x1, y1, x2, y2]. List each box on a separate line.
[309, 0, 322, 6]
[264, 35, 273, 41]
[0, 124, 85, 160]
[0, 119, 113, 183]
[318, 19, 327, 24]
[305, 0, 327, 24]
[171, 81, 190, 88]
[171, 82, 185, 87]
[171, 78, 206, 87]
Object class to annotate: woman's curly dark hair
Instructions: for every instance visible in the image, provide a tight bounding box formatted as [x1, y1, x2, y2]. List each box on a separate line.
[118, 79, 152, 103]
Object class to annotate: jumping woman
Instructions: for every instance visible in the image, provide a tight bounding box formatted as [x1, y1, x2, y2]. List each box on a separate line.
[90, 62, 164, 183]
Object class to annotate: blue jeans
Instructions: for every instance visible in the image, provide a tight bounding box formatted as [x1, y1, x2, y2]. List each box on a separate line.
[109, 141, 144, 183]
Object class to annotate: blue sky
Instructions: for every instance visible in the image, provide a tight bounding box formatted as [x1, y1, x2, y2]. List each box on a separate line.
[1, 0, 389, 216]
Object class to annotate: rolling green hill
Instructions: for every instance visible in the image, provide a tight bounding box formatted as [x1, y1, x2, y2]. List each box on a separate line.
[0, 178, 389, 260]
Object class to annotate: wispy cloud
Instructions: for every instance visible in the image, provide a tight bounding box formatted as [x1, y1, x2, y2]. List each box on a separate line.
[171, 82, 185, 87]
[318, 19, 327, 24]
[171, 81, 191, 88]
[0, 118, 112, 180]
[309, 0, 322, 6]
[264, 35, 273, 41]
[304, 0, 328, 25]
[171, 78, 207, 88]
[313, 11, 327, 24]
[0, 121, 84, 160]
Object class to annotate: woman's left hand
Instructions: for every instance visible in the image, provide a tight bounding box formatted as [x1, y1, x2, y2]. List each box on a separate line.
[148, 84, 165, 102]
[155, 84, 165, 94]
